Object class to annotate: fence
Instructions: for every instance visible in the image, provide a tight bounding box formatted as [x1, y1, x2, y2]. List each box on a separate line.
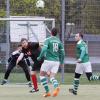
[0, 0, 100, 83]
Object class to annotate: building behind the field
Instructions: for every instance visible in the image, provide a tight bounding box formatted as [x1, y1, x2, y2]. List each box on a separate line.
[65, 34, 100, 57]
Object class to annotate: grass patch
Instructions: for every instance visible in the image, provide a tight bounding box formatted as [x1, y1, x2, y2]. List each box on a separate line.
[0, 73, 100, 85]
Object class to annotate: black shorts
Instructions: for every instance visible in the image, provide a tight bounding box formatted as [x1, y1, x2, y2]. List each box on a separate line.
[32, 60, 43, 71]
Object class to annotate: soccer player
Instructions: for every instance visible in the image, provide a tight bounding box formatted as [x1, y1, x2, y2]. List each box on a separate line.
[1, 45, 31, 86]
[17, 38, 44, 92]
[37, 28, 65, 97]
[69, 33, 100, 95]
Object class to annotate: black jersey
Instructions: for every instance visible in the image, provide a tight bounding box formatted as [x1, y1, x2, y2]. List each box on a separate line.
[22, 42, 41, 61]
[8, 50, 21, 63]
[8, 49, 30, 63]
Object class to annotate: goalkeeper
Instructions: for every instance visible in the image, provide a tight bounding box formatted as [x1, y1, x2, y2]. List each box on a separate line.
[1, 45, 31, 86]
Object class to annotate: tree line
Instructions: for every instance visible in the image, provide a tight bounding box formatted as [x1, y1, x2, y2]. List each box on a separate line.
[0, 0, 100, 34]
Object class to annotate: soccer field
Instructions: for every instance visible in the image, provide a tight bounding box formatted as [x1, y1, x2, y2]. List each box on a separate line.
[0, 73, 100, 84]
[0, 73, 100, 100]
[0, 84, 100, 100]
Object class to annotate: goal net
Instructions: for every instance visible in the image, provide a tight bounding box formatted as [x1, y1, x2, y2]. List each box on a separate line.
[0, 16, 55, 64]
[0, 16, 55, 43]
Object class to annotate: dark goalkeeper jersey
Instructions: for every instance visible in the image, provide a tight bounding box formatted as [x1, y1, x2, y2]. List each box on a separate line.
[22, 42, 42, 61]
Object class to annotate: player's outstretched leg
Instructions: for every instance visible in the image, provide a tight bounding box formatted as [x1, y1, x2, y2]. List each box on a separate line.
[69, 78, 79, 95]
[1, 79, 8, 85]
[40, 76, 51, 97]
[1, 62, 15, 85]
[30, 73, 39, 93]
[50, 77, 60, 97]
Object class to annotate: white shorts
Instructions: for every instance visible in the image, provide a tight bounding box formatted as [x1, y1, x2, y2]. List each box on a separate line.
[40, 60, 60, 74]
[75, 62, 92, 74]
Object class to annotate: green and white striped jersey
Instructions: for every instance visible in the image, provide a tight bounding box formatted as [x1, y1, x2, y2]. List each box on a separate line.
[38, 36, 65, 64]
[76, 40, 89, 63]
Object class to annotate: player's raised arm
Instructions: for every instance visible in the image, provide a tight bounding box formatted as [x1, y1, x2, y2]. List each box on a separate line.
[37, 39, 48, 60]
[16, 53, 24, 65]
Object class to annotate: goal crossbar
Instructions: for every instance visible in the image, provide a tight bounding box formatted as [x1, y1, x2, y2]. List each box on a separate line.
[0, 17, 55, 28]
[0, 18, 55, 21]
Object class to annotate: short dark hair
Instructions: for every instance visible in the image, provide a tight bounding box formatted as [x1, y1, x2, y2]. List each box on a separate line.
[20, 38, 28, 43]
[51, 28, 58, 36]
[78, 33, 83, 39]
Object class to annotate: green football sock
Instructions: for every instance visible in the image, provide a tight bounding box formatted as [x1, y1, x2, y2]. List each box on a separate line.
[50, 77, 59, 89]
[73, 78, 79, 93]
[40, 76, 49, 93]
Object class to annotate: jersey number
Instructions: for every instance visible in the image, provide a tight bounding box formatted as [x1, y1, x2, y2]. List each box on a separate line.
[53, 43, 58, 52]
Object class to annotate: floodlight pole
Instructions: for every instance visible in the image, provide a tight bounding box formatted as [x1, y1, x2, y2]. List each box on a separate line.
[61, 0, 65, 83]
[6, 0, 10, 68]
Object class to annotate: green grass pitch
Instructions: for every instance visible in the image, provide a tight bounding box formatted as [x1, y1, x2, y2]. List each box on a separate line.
[0, 73, 100, 84]
[0, 73, 100, 100]
[0, 85, 100, 100]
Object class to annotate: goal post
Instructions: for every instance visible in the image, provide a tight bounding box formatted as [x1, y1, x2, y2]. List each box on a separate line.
[0, 16, 55, 65]
[0, 17, 65, 84]
[0, 16, 55, 43]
